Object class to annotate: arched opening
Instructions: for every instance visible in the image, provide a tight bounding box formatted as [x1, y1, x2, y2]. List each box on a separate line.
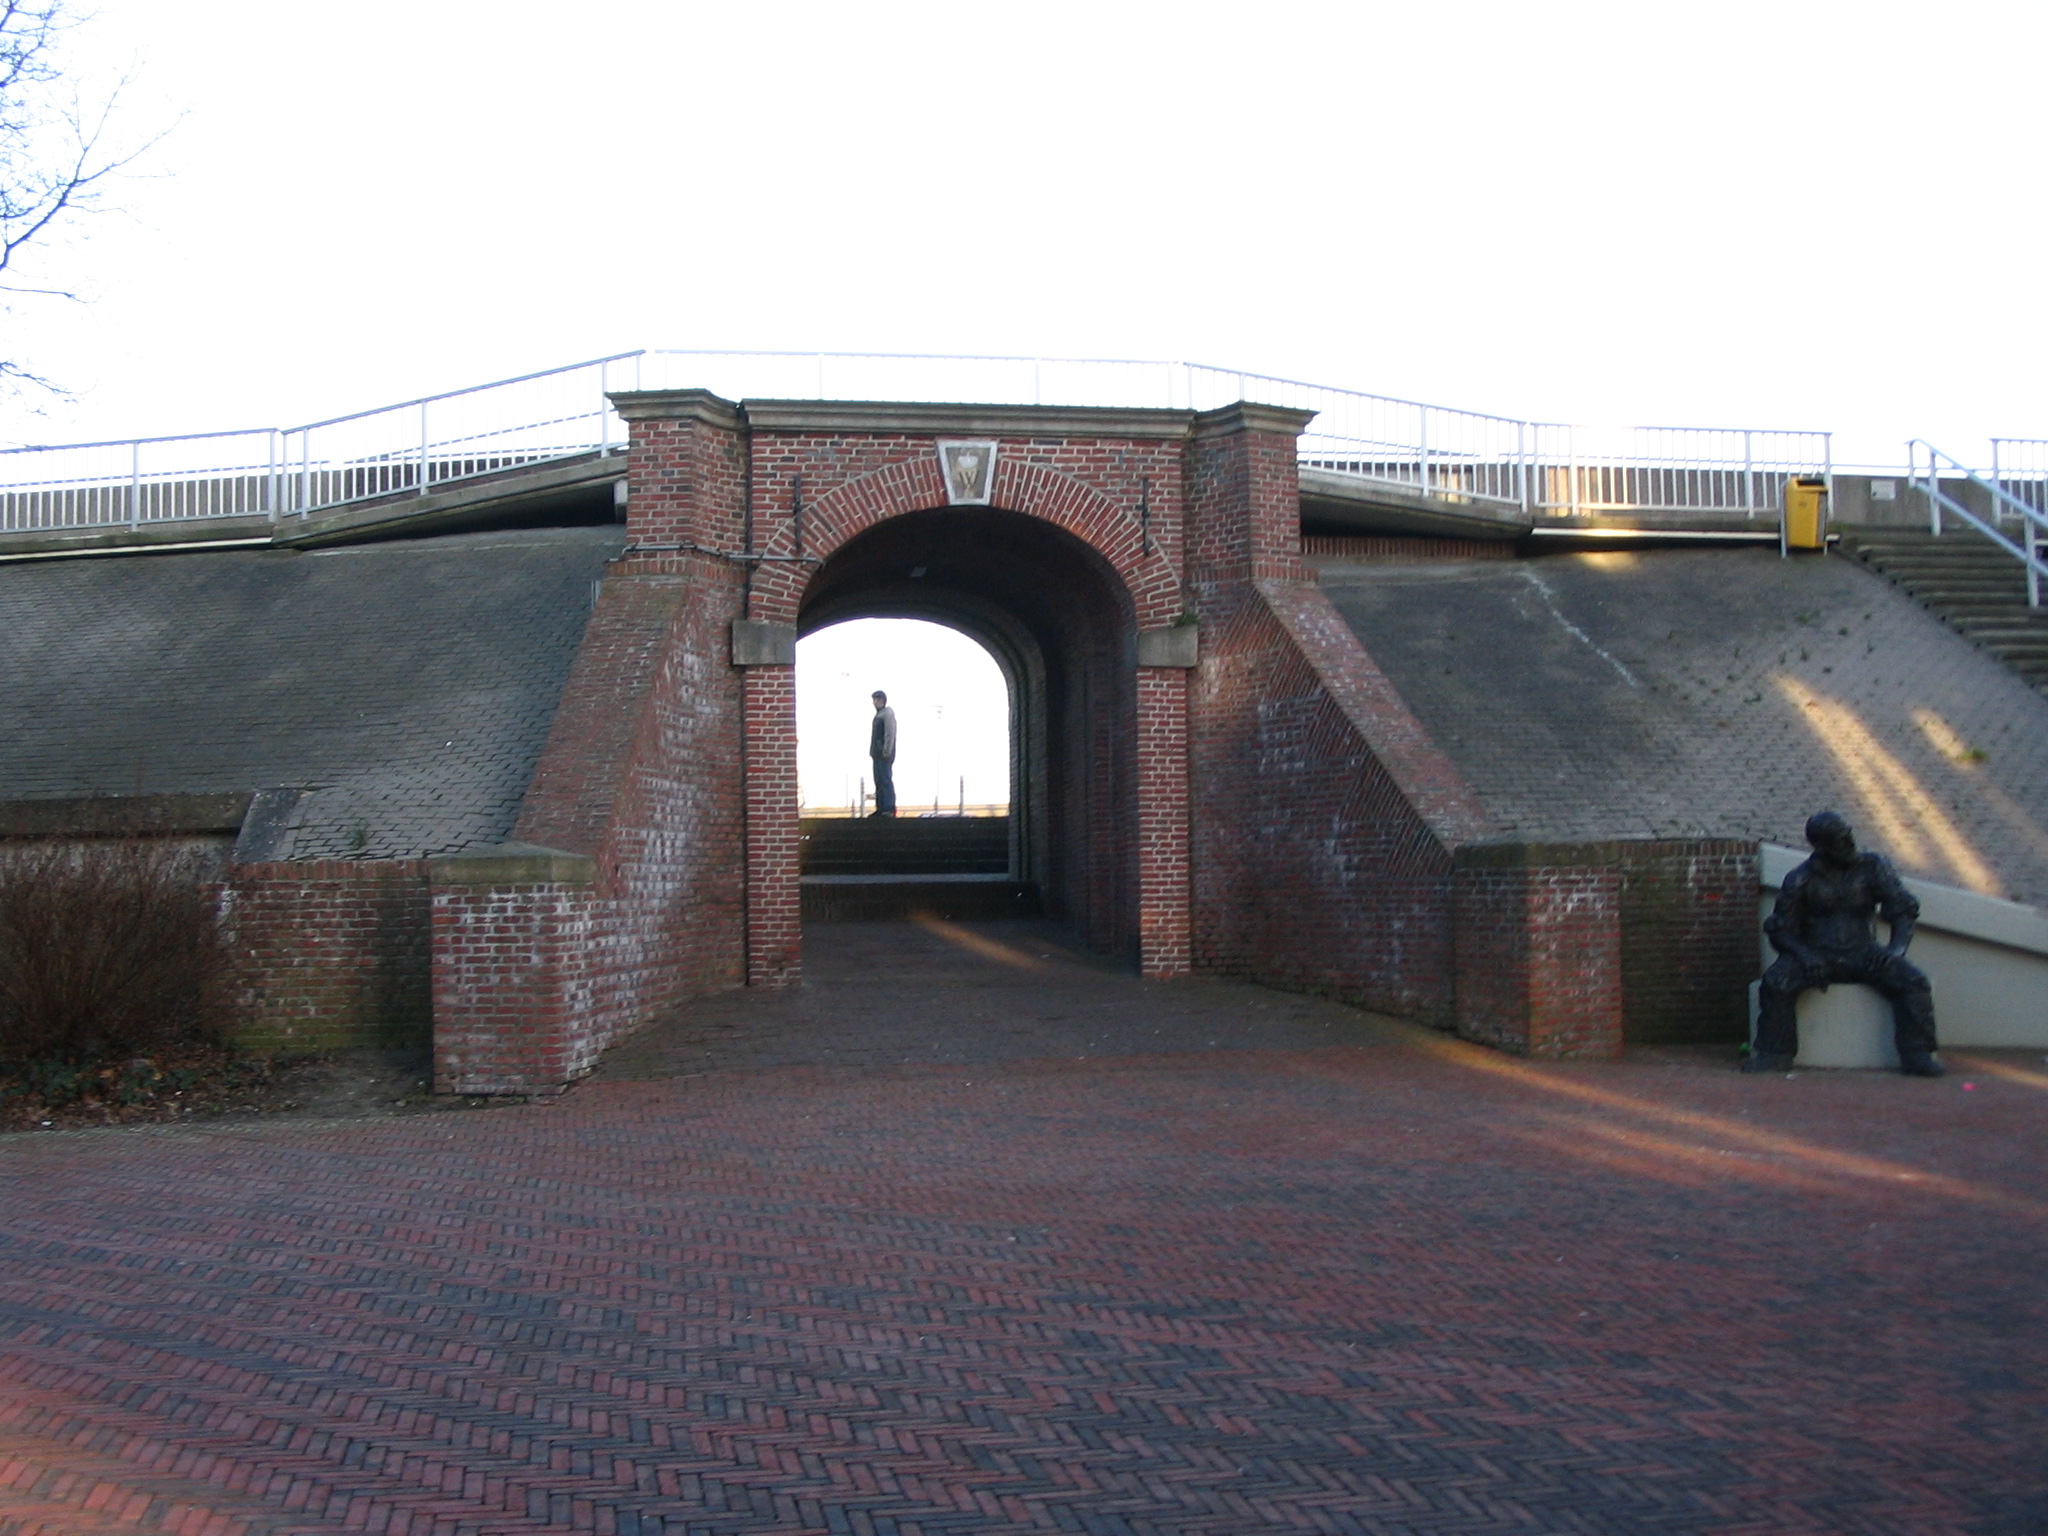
[797, 618, 1011, 820]
[798, 505, 1139, 958]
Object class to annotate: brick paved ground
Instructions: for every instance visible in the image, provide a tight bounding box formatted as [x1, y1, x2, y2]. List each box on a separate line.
[2, 920, 2045, 1535]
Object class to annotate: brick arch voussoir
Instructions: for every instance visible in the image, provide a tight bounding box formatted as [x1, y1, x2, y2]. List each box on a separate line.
[762, 452, 1180, 628]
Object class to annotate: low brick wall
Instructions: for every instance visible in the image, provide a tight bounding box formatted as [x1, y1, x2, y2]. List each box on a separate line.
[1615, 840, 1757, 1045]
[1189, 583, 1464, 1026]
[1453, 845, 1625, 1058]
[429, 876, 598, 1095]
[219, 860, 431, 1053]
[1189, 572, 1749, 1059]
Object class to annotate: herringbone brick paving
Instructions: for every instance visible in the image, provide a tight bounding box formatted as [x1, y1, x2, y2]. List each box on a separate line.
[2, 920, 2044, 1535]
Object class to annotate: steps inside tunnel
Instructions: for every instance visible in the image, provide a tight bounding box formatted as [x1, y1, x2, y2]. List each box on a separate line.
[799, 815, 1040, 921]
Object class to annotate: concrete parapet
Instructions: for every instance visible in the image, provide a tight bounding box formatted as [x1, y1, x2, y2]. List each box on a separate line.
[427, 841, 597, 885]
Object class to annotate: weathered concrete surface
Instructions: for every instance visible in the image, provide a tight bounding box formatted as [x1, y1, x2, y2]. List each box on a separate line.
[1321, 546, 2048, 906]
[0, 526, 621, 860]
[0, 919, 2042, 1535]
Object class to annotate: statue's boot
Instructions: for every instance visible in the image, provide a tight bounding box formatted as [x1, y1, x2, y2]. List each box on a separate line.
[1891, 982, 1941, 1077]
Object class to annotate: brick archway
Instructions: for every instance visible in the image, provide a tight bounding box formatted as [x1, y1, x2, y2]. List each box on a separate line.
[745, 452, 1185, 632]
[426, 388, 1643, 1096]
[729, 416, 1201, 987]
[796, 505, 1143, 956]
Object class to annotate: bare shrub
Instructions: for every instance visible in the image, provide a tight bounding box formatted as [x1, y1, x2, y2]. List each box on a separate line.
[0, 839, 231, 1070]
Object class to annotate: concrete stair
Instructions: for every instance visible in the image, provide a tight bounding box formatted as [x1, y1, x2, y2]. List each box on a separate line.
[799, 815, 1038, 920]
[1840, 527, 2048, 691]
[800, 815, 1010, 875]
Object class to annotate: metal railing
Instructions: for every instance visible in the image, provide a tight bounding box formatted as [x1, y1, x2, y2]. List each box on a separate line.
[1990, 437, 2048, 529]
[636, 352, 1830, 521]
[1, 349, 1836, 536]
[0, 353, 635, 534]
[1910, 439, 2048, 607]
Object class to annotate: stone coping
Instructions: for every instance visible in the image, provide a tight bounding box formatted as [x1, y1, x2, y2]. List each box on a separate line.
[428, 841, 596, 886]
[0, 792, 252, 836]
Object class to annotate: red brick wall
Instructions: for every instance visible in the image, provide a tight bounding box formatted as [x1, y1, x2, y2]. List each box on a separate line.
[1135, 667, 1190, 977]
[742, 429, 1185, 974]
[429, 398, 752, 1094]
[430, 879, 597, 1094]
[1453, 850, 1625, 1058]
[1615, 840, 1758, 1044]
[1299, 534, 1516, 562]
[745, 440, 1185, 631]
[413, 392, 1660, 1090]
[744, 665, 800, 987]
[1187, 413, 1499, 1026]
[219, 861, 431, 1053]
[1189, 586, 1468, 1024]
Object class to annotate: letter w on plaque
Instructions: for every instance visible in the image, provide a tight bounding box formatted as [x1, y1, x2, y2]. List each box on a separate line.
[938, 440, 998, 506]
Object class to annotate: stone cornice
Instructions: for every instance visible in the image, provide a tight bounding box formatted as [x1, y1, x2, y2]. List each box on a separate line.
[1191, 401, 1320, 440]
[608, 389, 745, 429]
[0, 792, 252, 837]
[738, 399, 1197, 439]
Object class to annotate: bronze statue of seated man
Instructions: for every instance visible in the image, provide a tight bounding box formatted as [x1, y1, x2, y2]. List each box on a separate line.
[1749, 811, 1943, 1077]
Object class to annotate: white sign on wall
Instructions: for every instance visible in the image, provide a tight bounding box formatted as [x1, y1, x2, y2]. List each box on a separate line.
[937, 440, 998, 505]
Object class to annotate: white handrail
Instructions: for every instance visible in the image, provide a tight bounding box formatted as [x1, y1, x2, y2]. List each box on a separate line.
[1909, 439, 2048, 607]
[0, 349, 1837, 536]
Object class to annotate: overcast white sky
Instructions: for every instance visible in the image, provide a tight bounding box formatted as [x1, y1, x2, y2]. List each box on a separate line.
[5, 0, 2045, 466]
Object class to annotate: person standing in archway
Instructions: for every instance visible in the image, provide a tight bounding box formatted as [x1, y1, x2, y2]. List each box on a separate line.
[869, 690, 898, 817]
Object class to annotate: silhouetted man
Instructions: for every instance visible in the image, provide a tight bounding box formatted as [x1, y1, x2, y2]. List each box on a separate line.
[1749, 810, 1942, 1076]
[869, 690, 897, 817]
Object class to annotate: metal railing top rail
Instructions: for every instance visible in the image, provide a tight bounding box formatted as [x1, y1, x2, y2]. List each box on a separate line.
[0, 423, 277, 456]
[1908, 439, 2048, 608]
[1, 348, 1840, 535]
[287, 351, 644, 434]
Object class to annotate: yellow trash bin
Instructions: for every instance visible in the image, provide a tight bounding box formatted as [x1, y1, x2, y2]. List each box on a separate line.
[1784, 476, 1828, 550]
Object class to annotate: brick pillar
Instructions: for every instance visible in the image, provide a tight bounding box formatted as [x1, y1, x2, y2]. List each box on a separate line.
[613, 389, 749, 552]
[745, 664, 801, 987]
[1136, 666, 1191, 978]
[1453, 844, 1625, 1059]
[1183, 401, 1317, 602]
[427, 845, 598, 1095]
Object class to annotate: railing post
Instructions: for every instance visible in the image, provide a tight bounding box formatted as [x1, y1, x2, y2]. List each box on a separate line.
[418, 401, 431, 497]
[1742, 430, 1754, 519]
[128, 441, 140, 529]
[1568, 426, 1581, 518]
[1417, 407, 1431, 497]
[267, 430, 279, 522]
[1517, 419, 1532, 518]
[1822, 434, 1834, 546]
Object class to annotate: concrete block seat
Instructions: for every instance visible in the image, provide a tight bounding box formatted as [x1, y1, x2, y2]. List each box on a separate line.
[1749, 981, 1900, 1070]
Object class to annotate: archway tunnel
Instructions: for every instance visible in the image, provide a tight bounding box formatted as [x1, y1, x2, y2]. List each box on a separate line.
[796, 505, 1140, 959]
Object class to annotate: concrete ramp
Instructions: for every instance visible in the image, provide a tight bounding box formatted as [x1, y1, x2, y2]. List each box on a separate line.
[1318, 546, 2048, 908]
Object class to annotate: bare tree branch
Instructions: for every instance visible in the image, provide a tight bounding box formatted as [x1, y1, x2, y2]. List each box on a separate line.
[0, 0, 157, 396]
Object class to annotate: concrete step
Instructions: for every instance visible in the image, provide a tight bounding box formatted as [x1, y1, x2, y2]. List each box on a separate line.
[801, 815, 1010, 875]
[801, 874, 1041, 922]
[1899, 594, 2038, 611]
[1842, 527, 2048, 693]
